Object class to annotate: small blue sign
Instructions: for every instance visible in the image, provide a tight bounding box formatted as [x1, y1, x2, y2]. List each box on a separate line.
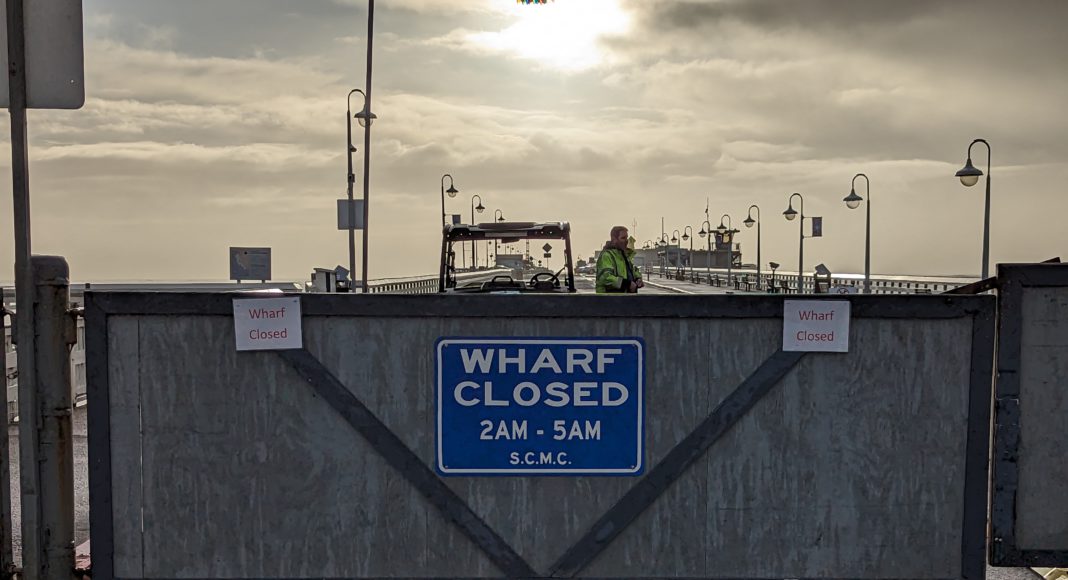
[436, 338, 644, 476]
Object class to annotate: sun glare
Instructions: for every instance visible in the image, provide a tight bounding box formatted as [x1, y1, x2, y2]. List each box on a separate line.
[470, 0, 631, 72]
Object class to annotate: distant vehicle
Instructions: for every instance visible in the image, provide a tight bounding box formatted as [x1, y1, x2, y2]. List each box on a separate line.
[439, 221, 576, 293]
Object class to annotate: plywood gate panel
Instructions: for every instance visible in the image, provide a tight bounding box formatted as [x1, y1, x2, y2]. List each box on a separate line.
[1017, 287, 1068, 550]
[86, 293, 994, 579]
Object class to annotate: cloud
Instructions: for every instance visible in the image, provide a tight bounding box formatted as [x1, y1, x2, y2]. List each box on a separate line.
[2, 0, 1067, 284]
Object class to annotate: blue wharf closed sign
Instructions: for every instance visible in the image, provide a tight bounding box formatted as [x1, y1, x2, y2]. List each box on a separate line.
[436, 338, 644, 475]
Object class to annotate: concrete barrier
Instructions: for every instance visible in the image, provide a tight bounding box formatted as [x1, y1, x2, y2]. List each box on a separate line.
[86, 293, 994, 579]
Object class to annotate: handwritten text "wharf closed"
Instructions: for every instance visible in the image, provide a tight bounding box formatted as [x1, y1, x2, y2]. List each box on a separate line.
[783, 300, 850, 353]
[233, 297, 303, 351]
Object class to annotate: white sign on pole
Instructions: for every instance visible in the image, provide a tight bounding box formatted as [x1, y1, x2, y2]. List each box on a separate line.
[0, 0, 85, 109]
[782, 300, 850, 353]
[233, 297, 303, 351]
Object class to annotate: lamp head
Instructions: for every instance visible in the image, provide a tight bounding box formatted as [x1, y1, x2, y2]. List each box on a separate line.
[476, 202, 485, 213]
[783, 206, 798, 221]
[955, 158, 983, 187]
[354, 108, 377, 127]
[743, 216, 755, 228]
[843, 188, 864, 210]
[446, 184, 459, 198]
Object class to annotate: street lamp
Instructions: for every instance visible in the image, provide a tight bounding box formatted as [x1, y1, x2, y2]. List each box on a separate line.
[683, 225, 694, 280]
[843, 173, 871, 293]
[492, 209, 505, 265]
[699, 220, 713, 284]
[744, 205, 761, 289]
[658, 234, 669, 276]
[471, 194, 485, 269]
[719, 214, 733, 286]
[671, 229, 681, 278]
[783, 193, 805, 293]
[345, 88, 370, 287]
[955, 138, 992, 280]
[441, 174, 458, 229]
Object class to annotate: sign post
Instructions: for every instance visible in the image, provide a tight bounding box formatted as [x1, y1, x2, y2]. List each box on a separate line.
[4, 2, 84, 577]
[436, 338, 644, 475]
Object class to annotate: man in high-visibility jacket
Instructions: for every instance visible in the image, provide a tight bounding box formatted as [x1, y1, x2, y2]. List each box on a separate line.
[596, 226, 644, 294]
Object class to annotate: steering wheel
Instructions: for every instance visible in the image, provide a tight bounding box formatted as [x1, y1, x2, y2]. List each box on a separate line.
[528, 271, 560, 289]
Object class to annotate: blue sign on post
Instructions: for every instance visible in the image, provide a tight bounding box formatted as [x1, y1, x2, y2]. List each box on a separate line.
[436, 338, 644, 476]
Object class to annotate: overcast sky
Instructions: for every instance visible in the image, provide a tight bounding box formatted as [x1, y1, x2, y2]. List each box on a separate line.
[2, 0, 1067, 283]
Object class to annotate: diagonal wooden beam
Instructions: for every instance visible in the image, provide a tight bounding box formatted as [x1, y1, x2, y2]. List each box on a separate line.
[279, 349, 537, 578]
[547, 349, 807, 578]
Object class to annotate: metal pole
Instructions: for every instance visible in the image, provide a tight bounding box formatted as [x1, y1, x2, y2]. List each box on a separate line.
[864, 179, 871, 293]
[7, 1, 42, 575]
[788, 193, 804, 294]
[706, 233, 711, 285]
[440, 175, 450, 229]
[688, 235, 693, 281]
[470, 194, 482, 270]
[30, 257, 74, 580]
[359, 0, 374, 293]
[981, 144, 991, 280]
[722, 215, 732, 287]
[748, 205, 761, 289]
[798, 216, 803, 292]
[0, 288, 12, 577]
[756, 218, 761, 289]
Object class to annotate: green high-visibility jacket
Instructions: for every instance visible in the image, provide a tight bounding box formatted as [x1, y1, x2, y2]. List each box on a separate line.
[596, 246, 641, 294]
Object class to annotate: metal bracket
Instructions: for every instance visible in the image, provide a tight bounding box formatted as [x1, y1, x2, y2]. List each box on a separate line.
[65, 307, 83, 346]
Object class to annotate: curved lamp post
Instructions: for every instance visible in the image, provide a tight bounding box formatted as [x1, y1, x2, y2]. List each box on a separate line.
[683, 226, 694, 280]
[699, 220, 713, 284]
[441, 174, 458, 229]
[955, 138, 992, 280]
[351, 85, 376, 292]
[718, 214, 733, 286]
[744, 205, 761, 288]
[492, 209, 505, 264]
[470, 194, 485, 269]
[346, 88, 372, 286]
[783, 193, 805, 293]
[843, 173, 871, 293]
[659, 233, 669, 276]
[671, 229, 681, 277]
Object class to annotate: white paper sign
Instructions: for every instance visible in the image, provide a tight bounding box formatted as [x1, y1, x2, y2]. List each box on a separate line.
[783, 300, 850, 353]
[233, 297, 303, 351]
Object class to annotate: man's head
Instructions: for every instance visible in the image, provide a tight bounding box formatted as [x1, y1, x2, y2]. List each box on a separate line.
[609, 226, 629, 250]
